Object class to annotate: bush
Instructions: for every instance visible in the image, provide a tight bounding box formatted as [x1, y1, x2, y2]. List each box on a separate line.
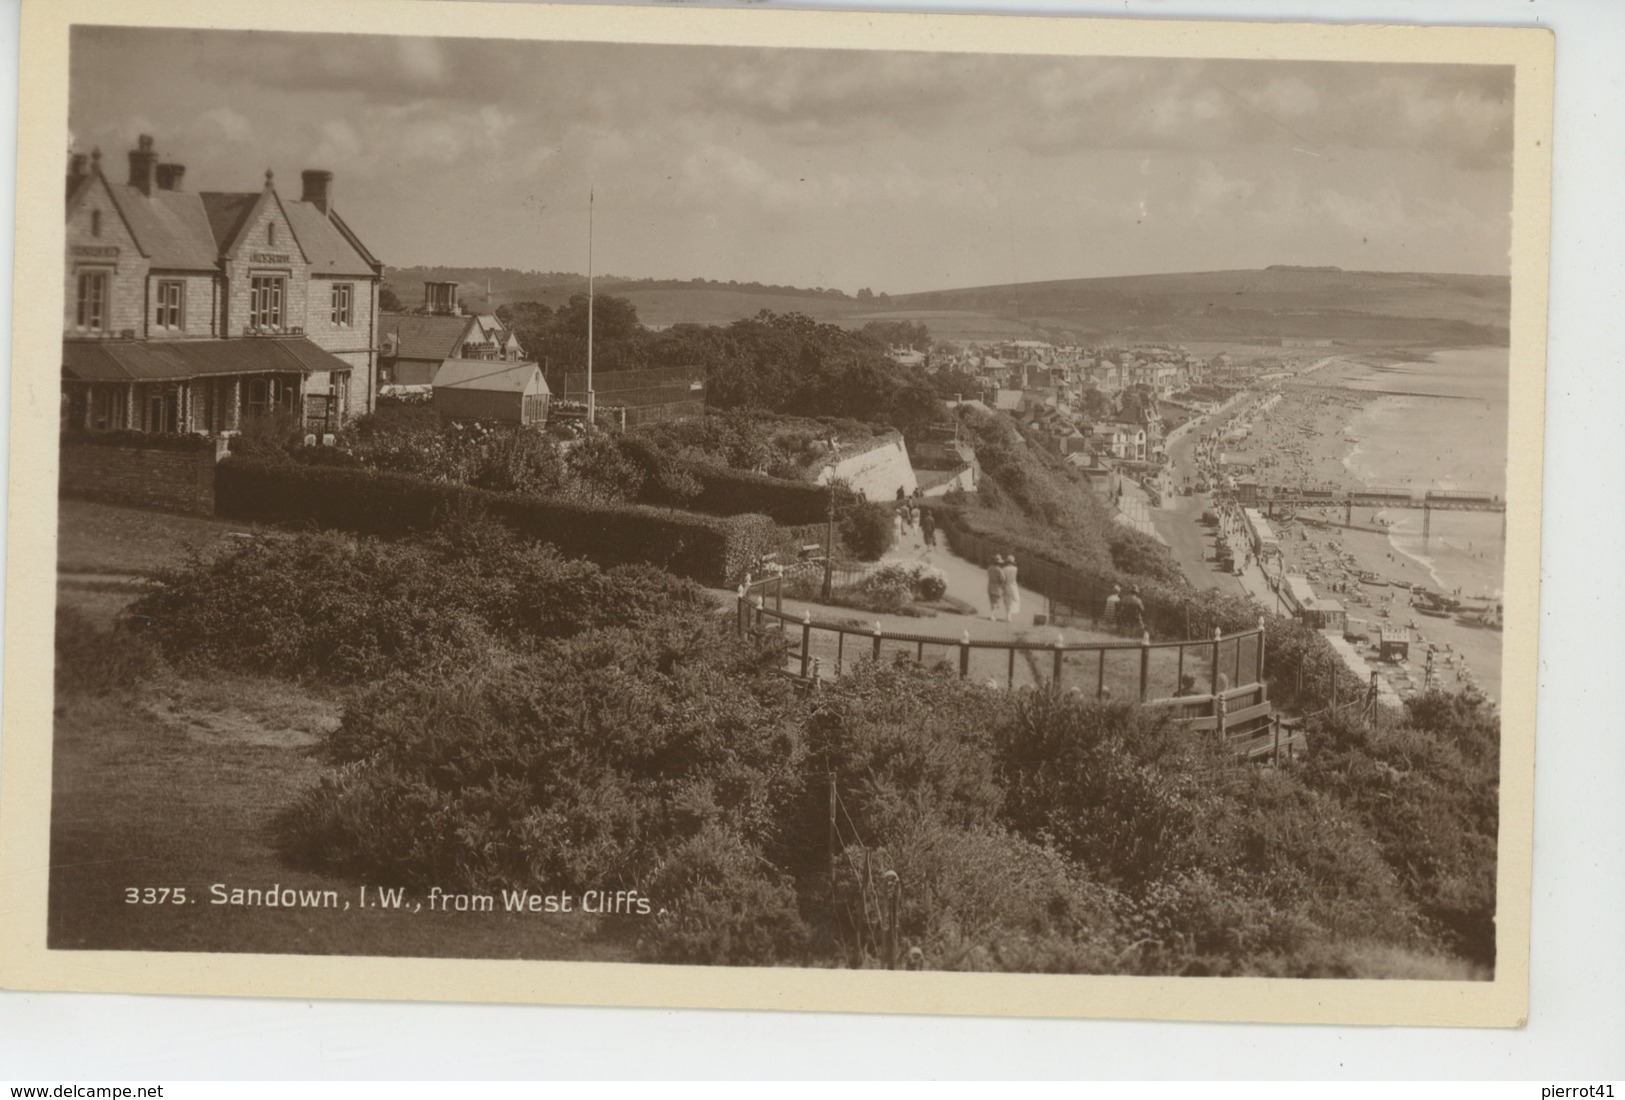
[214, 458, 769, 586]
[131, 522, 714, 682]
[622, 435, 831, 523]
[282, 619, 803, 900]
[60, 429, 217, 453]
[839, 501, 895, 561]
[640, 826, 810, 966]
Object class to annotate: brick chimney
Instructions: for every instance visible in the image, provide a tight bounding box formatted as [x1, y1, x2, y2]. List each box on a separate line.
[155, 163, 186, 191]
[301, 169, 334, 214]
[127, 134, 157, 196]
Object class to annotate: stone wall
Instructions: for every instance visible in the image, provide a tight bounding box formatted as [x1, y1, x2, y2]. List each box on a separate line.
[59, 436, 226, 515]
[815, 431, 918, 502]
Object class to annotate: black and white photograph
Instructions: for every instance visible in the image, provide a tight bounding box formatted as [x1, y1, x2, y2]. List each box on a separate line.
[0, 0, 1551, 1025]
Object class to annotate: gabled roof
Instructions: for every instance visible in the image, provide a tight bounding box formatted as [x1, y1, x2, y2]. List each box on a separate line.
[62, 336, 351, 383]
[431, 358, 545, 394]
[380, 313, 477, 361]
[284, 200, 378, 277]
[103, 183, 219, 270]
[199, 192, 261, 255]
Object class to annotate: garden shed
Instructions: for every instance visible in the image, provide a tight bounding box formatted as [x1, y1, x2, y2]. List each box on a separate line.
[431, 359, 548, 425]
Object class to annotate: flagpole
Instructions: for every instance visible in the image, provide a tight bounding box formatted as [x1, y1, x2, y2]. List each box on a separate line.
[586, 190, 595, 427]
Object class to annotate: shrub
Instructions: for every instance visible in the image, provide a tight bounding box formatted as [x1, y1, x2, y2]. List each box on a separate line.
[60, 429, 217, 453]
[214, 458, 768, 586]
[839, 500, 895, 561]
[867, 560, 948, 601]
[282, 619, 804, 902]
[857, 570, 912, 614]
[640, 826, 810, 966]
[130, 523, 714, 682]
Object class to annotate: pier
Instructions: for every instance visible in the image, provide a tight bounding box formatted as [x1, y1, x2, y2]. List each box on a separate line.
[1237, 484, 1505, 539]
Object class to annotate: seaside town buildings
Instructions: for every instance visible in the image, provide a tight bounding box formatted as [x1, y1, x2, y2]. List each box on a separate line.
[62, 136, 382, 436]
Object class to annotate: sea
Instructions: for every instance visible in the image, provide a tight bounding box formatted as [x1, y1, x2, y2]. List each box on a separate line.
[1339, 347, 1509, 600]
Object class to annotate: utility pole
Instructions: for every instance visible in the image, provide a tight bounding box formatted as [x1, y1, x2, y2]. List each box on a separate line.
[823, 442, 839, 602]
[586, 190, 596, 428]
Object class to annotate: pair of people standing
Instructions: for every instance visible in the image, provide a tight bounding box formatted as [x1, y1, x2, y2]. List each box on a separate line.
[986, 554, 1021, 623]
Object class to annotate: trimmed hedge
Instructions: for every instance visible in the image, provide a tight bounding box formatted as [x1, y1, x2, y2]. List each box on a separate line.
[621, 437, 832, 524]
[61, 428, 219, 453]
[215, 459, 774, 587]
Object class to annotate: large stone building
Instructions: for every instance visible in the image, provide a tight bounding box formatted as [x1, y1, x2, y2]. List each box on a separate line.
[62, 135, 383, 435]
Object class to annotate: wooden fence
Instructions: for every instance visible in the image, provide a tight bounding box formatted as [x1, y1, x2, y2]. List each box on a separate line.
[737, 574, 1286, 758]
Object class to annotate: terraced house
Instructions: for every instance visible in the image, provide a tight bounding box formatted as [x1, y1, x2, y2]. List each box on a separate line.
[62, 135, 383, 436]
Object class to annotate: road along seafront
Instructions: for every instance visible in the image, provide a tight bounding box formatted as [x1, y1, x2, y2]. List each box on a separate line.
[1151, 351, 1506, 705]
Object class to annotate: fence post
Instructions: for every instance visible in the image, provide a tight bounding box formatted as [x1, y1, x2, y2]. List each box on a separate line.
[872, 621, 883, 662]
[1053, 631, 1064, 689]
[1257, 617, 1267, 681]
[1139, 631, 1151, 701]
[1210, 626, 1222, 695]
[1368, 671, 1379, 721]
[959, 631, 971, 679]
[1215, 689, 1228, 740]
[736, 584, 747, 636]
[1271, 713, 1281, 764]
[800, 611, 812, 679]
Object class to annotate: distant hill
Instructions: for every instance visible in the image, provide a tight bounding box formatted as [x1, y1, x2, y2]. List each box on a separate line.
[383, 265, 1509, 346]
[889, 268, 1509, 347]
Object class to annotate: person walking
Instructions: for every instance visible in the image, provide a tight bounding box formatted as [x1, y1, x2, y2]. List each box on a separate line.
[986, 555, 1006, 621]
[1103, 584, 1121, 630]
[1001, 554, 1021, 624]
[1122, 586, 1145, 634]
[920, 507, 937, 551]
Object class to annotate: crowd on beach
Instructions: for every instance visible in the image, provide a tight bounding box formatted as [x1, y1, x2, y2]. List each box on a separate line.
[1181, 376, 1499, 703]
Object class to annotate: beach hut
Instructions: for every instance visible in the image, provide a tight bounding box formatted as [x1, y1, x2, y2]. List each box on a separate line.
[1303, 598, 1347, 634]
[431, 359, 549, 425]
[1378, 628, 1410, 663]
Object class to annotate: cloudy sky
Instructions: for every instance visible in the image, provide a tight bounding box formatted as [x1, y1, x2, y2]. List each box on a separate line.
[69, 27, 1514, 294]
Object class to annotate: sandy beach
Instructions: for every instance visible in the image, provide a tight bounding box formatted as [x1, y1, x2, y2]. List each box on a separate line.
[1177, 355, 1505, 705]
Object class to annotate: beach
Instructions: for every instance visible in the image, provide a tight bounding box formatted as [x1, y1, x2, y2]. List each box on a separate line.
[1163, 349, 1508, 704]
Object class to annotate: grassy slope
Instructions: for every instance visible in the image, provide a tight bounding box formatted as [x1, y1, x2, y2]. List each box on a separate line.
[50, 501, 628, 961]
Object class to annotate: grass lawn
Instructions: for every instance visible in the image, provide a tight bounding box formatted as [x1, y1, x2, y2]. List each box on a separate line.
[49, 500, 636, 962]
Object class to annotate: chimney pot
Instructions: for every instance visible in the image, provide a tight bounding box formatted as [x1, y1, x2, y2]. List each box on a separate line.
[300, 169, 334, 215]
[155, 163, 185, 191]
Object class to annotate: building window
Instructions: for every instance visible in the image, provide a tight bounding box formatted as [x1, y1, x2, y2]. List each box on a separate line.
[244, 377, 270, 419]
[331, 283, 353, 327]
[267, 223, 276, 247]
[76, 270, 108, 331]
[155, 280, 185, 331]
[90, 210, 101, 238]
[249, 276, 284, 331]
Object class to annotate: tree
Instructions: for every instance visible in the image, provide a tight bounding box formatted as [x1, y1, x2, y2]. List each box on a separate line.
[378, 283, 404, 313]
[856, 287, 874, 300]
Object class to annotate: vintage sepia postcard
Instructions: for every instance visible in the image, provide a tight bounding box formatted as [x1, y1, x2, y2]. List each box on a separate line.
[0, 0, 1551, 1025]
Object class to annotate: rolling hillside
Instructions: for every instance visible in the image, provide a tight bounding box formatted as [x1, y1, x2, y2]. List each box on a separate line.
[890, 267, 1510, 346]
[383, 265, 1509, 347]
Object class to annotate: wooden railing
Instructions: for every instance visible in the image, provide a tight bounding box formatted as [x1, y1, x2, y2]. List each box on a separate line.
[736, 574, 1281, 755]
